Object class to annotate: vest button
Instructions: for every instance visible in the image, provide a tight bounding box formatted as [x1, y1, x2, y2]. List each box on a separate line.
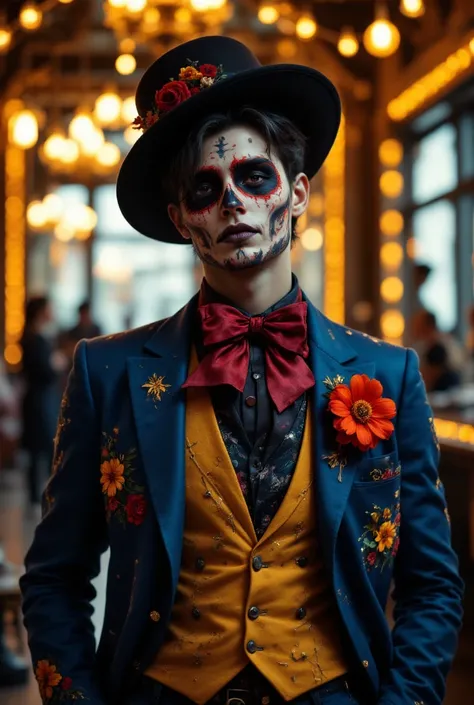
[195, 557, 206, 571]
[296, 556, 308, 568]
[245, 395, 257, 407]
[149, 610, 160, 622]
[248, 606, 260, 620]
[246, 640, 258, 654]
[252, 555, 263, 571]
[192, 607, 201, 620]
[296, 607, 306, 620]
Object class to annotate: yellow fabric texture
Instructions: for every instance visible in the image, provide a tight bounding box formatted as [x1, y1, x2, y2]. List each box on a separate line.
[146, 352, 348, 702]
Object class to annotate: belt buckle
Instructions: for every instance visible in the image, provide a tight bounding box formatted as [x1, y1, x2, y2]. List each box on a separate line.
[226, 688, 250, 705]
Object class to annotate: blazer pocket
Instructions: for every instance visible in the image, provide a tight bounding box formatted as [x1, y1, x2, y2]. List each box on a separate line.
[353, 451, 401, 486]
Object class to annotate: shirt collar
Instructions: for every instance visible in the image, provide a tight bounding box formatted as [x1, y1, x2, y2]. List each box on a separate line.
[199, 274, 301, 316]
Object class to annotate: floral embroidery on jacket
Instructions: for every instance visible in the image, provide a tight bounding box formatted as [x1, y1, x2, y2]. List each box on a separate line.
[34, 659, 86, 702]
[100, 428, 147, 526]
[369, 463, 401, 482]
[358, 496, 401, 572]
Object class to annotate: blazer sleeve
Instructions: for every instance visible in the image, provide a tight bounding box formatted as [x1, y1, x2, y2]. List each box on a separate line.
[20, 340, 108, 704]
[377, 348, 464, 705]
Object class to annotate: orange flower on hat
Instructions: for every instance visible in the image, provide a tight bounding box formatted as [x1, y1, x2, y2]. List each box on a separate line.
[179, 65, 203, 81]
[328, 374, 396, 452]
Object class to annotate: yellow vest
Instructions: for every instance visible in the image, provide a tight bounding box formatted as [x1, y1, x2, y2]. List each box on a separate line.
[146, 359, 348, 702]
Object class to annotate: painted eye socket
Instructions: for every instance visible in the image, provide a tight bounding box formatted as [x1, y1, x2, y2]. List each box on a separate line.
[244, 172, 267, 185]
[195, 182, 214, 197]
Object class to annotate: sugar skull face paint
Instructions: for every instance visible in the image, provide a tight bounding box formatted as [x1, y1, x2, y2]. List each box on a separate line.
[169, 125, 302, 271]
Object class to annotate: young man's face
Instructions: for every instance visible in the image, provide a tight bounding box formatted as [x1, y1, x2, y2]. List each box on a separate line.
[168, 125, 308, 270]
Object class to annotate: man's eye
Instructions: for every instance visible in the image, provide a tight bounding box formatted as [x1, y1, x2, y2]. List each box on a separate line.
[245, 172, 266, 185]
[195, 182, 213, 196]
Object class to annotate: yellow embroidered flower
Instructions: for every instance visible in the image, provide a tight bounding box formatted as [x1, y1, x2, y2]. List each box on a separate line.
[383, 507, 391, 519]
[142, 374, 171, 402]
[370, 512, 380, 523]
[100, 458, 125, 497]
[179, 65, 202, 81]
[375, 521, 397, 552]
[35, 660, 62, 700]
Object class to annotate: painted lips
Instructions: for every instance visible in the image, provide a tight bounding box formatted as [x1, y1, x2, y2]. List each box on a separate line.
[219, 224, 259, 243]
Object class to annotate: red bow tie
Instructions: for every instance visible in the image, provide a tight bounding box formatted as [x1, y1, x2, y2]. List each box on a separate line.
[182, 301, 315, 412]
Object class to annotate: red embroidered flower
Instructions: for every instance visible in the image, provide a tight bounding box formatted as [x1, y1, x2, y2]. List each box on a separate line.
[394, 512, 401, 526]
[392, 536, 400, 556]
[108, 497, 119, 512]
[101, 447, 109, 458]
[155, 80, 191, 113]
[328, 374, 396, 452]
[190, 86, 201, 95]
[367, 552, 377, 566]
[61, 677, 73, 691]
[126, 494, 147, 525]
[199, 63, 218, 78]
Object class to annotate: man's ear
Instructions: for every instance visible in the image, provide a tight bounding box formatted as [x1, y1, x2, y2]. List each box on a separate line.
[168, 204, 191, 241]
[291, 172, 310, 218]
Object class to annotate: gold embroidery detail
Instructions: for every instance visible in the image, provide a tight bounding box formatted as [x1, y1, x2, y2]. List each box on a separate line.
[362, 660, 369, 668]
[323, 450, 347, 483]
[150, 610, 161, 622]
[323, 375, 345, 392]
[142, 374, 171, 402]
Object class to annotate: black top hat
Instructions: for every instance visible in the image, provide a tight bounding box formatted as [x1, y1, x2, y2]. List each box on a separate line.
[117, 35, 341, 244]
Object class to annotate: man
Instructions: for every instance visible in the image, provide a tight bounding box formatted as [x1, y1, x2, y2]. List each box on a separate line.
[67, 301, 102, 344]
[20, 36, 463, 705]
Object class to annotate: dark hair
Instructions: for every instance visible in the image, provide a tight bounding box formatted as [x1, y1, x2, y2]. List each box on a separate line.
[78, 301, 90, 315]
[163, 107, 307, 241]
[426, 342, 448, 367]
[414, 263, 432, 279]
[25, 296, 49, 328]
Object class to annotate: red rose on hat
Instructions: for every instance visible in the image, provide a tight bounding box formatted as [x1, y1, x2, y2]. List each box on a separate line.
[61, 677, 73, 691]
[126, 494, 147, 526]
[155, 80, 192, 113]
[199, 64, 218, 78]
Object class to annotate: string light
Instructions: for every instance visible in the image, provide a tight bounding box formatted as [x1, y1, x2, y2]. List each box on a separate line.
[115, 53, 136, 75]
[399, 0, 425, 18]
[301, 227, 323, 251]
[258, 5, 280, 25]
[295, 14, 317, 40]
[19, 3, 43, 31]
[8, 109, 38, 149]
[380, 170, 404, 198]
[379, 138, 403, 167]
[95, 91, 122, 126]
[380, 277, 404, 303]
[121, 96, 137, 124]
[363, 4, 400, 58]
[0, 26, 12, 53]
[380, 210, 404, 237]
[338, 27, 359, 58]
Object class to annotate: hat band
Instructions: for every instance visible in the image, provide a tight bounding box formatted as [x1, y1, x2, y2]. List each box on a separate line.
[133, 58, 230, 132]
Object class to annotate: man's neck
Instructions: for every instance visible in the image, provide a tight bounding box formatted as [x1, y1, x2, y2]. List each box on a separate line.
[203, 256, 293, 315]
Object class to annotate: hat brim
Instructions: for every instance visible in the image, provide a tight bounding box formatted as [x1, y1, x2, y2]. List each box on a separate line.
[117, 63, 341, 243]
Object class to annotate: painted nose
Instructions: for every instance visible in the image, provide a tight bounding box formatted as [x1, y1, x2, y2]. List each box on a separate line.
[221, 186, 245, 215]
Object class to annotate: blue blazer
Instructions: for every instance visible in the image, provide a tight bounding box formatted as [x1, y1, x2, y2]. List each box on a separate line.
[20, 295, 463, 705]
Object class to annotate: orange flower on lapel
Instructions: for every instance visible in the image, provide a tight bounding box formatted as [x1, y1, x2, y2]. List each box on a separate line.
[328, 374, 396, 452]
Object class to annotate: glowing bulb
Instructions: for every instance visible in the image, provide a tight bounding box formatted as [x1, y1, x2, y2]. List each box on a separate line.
[126, 0, 147, 12]
[54, 222, 76, 242]
[96, 142, 121, 167]
[108, 0, 127, 6]
[296, 15, 317, 40]
[142, 7, 160, 27]
[115, 53, 136, 75]
[27, 200, 47, 229]
[0, 28, 12, 53]
[19, 3, 43, 31]
[380, 210, 404, 236]
[43, 133, 66, 161]
[69, 112, 96, 143]
[380, 170, 404, 199]
[380, 310, 405, 338]
[301, 227, 323, 251]
[43, 194, 64, 223]
[9, 109, 38, 149]
[380, 242, 403, 270]
[258, 5, 280, 25]
[380, 277, 404, 303]
[124, 125, 140, 145]
[338, 27, 359, 57]
[363, 17, 400, 58]
[58, 0, 75, 4]
[190, 0, 210, 10]
[379, 139, 403, 167]
[59, 138, 80, 164]
[121, 96, 137, 124]
[95, 92, 122, 125]
[399, 0, 425, 18]
[119, 38, 136, 53]
[80, 126, 105, 156]
[175, 7, 192, 23]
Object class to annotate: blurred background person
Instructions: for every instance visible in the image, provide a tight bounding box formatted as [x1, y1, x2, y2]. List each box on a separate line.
[412, 310, 463, 393]
[0, 542, 28, 688]
[20, 297, 66, 506]
[59, 301, 103, 379]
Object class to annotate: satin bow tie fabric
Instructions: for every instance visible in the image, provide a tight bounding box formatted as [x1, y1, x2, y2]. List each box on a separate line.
[183, 301, 315, 412]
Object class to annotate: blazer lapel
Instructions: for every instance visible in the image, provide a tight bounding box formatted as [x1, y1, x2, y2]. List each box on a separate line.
[127, 295, 198, 594]
[306, 302, 375, 577]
